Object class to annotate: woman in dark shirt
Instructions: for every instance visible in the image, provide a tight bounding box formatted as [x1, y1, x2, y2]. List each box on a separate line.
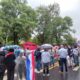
[4, 48, 16, 80]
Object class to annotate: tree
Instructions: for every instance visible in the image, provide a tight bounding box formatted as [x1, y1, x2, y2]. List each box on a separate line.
[35, 3, 60, 44]
[63, 34, 76, 45]
[34, 3, 73, 44]
[52, 16, 73, 44]
[0, 0, 37, 44]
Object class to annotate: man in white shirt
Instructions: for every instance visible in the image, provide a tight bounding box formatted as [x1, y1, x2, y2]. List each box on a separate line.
[58, 45, 68, 72]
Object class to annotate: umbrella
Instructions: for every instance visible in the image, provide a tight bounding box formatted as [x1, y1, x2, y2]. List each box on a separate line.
[0, 45, 21, 55]
[1, 45, 20, 50]
[22, 42, 37, 50]
[41, 44, 53, 49]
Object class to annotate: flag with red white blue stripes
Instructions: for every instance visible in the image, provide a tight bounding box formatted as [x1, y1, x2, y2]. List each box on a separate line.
[26, 51, 35, 80]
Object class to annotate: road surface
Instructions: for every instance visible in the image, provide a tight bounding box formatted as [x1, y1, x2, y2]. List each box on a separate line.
[4, 66, 80, 80]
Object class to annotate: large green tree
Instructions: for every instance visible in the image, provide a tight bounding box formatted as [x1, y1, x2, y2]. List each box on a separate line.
[0, 0, 37, 44]
[35, 4, 60, 44]
[33, 3, 73, 44]
[51, 16, 73, 44]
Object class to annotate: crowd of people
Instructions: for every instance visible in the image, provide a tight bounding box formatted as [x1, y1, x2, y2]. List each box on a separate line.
[0, 43, 80, 80]
[0, 47, 26, 80]
[34, 44, 80, 75]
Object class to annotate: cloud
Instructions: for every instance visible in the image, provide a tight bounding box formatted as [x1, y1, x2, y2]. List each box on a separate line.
[60, 1, 80, 39]
[28, 0, 80, 40]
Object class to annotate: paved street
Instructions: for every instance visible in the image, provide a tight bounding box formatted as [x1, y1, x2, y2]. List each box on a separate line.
[4, 66, 80, 80]
[36, 67, 80, 80]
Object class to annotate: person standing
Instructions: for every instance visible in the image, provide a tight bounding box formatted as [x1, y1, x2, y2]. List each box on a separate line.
[4, 48, 16, 80]
[58, 45, 68, 73]
[0, 51, 5, 80]
[49, 48, 54, 67]
[67, 46, 73, 67]
[15, 52, 26, 80]
[73, 45, 79, 67]
[34, 48, 42, 72]
[41, 48, 51, 76]
[77, 46, 80, 64]
[14, 48, 21, 58]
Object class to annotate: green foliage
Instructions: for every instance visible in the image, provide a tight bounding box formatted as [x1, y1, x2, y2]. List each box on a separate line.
[0, 0, 37, 44]
[34, 3, 74, 44]
[0, 1, 75, 45]
[35, 3, 60, 44]
[63, 34, 76, 45]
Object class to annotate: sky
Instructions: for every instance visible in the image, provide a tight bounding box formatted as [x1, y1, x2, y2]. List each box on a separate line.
[27, 0, 80, 40]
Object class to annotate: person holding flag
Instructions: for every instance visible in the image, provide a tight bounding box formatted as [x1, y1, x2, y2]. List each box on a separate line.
[26, 50, 35, 80]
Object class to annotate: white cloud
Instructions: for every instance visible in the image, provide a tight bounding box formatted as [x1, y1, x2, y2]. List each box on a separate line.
[28, 0, 80, 40]
[56, 0, 79, 12]
[28, 0, 79, 11]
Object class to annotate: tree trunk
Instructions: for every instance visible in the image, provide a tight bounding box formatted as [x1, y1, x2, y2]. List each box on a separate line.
[13, 31, 18, 44]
